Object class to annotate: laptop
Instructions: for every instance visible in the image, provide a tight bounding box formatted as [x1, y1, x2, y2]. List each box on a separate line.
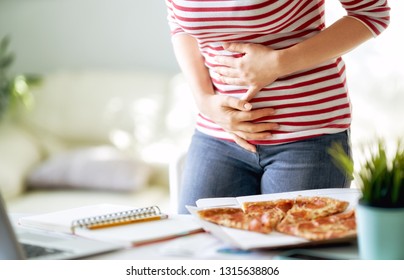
[0, 193, 122, 260]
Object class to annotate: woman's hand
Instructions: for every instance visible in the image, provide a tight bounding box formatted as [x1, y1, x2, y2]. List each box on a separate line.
[198, 93, 278, 152]
[209, 42, 282, 152]
[171, 34, 279, 152]
[214, 42, 282, 101]
[215, 15, 376, 102]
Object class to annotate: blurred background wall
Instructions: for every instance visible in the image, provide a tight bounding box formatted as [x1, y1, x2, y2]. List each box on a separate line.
[0, 0, 179, 74]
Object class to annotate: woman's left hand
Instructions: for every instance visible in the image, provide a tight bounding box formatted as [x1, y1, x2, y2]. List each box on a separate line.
[214, 42, 281, 101]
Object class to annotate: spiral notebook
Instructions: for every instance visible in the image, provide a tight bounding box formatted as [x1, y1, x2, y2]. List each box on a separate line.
[18, 204, 203, 247]
[70, 205, 168, 233]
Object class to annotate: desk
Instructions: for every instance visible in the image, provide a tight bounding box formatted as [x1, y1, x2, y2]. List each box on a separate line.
[13, 213, 358, 260]
[89, 231, 359, 260]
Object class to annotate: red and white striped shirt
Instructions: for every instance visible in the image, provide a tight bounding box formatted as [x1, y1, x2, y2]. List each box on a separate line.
[166, 0, 390, 145]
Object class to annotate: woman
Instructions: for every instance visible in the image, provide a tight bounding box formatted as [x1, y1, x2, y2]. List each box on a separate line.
[166, 0, 390, 213]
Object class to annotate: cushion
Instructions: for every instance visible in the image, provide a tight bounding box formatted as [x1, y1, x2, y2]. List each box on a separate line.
[0, 122, 42, 199]
[26, 146, 151, 192]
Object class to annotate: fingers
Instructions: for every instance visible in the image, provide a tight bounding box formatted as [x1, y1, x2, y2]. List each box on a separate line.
[235, 121, 279, 133]
[241, 85, 261, 101]
[215, 67, 248, 87]
[221, 95, 252, 111]
[217, 75, 264, 101]
[215, 55, 237, 68]
[230, 123, 281, 152]
[217, 95, 277, 127]
[215, 42, 247, 67]
[214, 58, 264, 101]
[231, 133, 257, 153]
[222, 42, 247, 54]
[235, 107, 277, 123]
[214, 66, 239, 78]
[213, 94, 279, 153]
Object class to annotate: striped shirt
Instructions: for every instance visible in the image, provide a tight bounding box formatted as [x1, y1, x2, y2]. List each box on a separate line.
[166, 0, 390, 145]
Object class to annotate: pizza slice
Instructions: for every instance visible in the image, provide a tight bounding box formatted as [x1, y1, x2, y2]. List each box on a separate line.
[276, 209, 357, 241]
[242, 199, 294, 229]
[197, 196, 353, 240]
[276, 196, 349, 228]
[242, 198, 294, 214]
[197, 207, 275, 234]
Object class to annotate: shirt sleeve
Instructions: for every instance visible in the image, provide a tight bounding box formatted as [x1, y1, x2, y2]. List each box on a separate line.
[339, 0, 390, 37]
[166, 0, 186, 36]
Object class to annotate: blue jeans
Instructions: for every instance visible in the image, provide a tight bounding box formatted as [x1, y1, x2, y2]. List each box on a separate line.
[178, 130, 352, 214]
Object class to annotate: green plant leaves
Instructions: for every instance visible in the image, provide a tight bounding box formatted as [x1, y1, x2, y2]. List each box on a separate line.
[0, 35, 40, 118]
[329, 140, 404, 208]
[328, 142, 354, 180]
[0, 35, 15, 69]
[0, 35, 14, 116]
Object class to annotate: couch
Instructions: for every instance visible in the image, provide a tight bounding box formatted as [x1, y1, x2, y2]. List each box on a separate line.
[0, 70, 196, 214]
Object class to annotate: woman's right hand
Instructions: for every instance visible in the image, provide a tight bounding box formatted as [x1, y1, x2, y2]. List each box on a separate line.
[198, 94, 278, 153]
[171, 34, 278, 152]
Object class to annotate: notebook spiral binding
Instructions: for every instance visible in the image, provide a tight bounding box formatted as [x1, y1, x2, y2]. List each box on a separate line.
[70, 205, 163, 231]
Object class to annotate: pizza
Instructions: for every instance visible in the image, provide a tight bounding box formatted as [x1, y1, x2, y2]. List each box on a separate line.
[197, 196, 356, 241]
[276, 196, 349, 231]
[242, 198, 294, 214]
[277, 209, 356, 241]
[197, 207, 275, 233]
[242, 199, 294, 229]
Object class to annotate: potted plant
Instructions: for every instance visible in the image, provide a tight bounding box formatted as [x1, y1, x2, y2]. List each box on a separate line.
[0, 35, 40, 120]
[329, 141, 404, 259]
